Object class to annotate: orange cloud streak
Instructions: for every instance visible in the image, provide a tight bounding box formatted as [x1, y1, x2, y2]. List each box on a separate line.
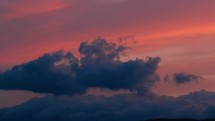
[1, 0, 68, 22]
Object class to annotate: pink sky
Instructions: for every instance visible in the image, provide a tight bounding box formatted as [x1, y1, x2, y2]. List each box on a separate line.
[0, 0, 215, 107]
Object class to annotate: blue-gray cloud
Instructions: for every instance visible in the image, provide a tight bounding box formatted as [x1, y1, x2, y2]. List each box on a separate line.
[173, 72, 202, 84]
[0, 90, 214, 121]
[0, 38, 161, 95]
[164, 72, 202, 84]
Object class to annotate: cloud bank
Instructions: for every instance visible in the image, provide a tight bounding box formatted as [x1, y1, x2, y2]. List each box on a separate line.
[0, 90, 214, 121]
[0, 38, 161, 95]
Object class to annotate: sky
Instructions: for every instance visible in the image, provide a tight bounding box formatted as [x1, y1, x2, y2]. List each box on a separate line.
[0, 0, 215, 120]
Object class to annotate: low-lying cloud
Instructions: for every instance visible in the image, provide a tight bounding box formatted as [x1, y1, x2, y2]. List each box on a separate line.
[0, 90, 214, 121]
[0, 38, 161, 95]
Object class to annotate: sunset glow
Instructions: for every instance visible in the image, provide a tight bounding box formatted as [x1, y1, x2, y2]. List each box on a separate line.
[0, 0, 215, 120]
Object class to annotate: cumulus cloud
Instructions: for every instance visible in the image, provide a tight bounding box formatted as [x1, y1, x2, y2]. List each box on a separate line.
[0, 50, 85, 95]
[0, 38, 161, 95]
[164, 72, 202, 84]
[0, 90, 214, 121]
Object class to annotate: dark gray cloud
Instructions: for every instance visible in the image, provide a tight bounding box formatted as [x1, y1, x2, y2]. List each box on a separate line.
[0, 38, 161, 95]
[0, 50, 85, 95]
[164, 73, 202, 84]
[0, 90, 214, 121]
[173, 73, 202, 84]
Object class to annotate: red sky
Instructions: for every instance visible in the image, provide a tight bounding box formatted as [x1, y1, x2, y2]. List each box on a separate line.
[0, 0, 215, 107]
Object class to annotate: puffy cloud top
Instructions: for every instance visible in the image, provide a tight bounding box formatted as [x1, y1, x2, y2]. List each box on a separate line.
[0, 38, 161, 95]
